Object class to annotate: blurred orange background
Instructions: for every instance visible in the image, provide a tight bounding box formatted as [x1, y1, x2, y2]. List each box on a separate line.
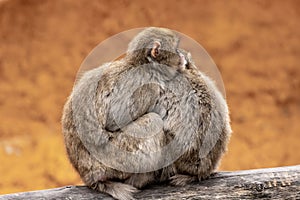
[0, 0, 299, 194]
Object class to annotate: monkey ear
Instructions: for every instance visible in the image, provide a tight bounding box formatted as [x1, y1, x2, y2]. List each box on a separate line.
[150, 41, 161, 58]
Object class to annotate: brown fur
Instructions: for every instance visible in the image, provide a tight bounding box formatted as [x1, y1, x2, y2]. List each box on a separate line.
[62, 27, 231, 199]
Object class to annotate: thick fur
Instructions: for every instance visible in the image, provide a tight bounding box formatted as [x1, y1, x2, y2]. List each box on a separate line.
[62, 27, 231, 199]
[169, 50, 232, 185]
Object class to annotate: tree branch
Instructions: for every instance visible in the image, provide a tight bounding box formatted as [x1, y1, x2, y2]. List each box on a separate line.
[1, 165, 299, 199]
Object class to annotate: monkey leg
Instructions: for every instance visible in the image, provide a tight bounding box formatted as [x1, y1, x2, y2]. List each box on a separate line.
[125, 172, 157, 189]
[86, 113, 164, 199]
[92, 112, 163, 198]
[91, 180, 138, 200]
[63, 102, 138, 200]
[66, 131, 138, 200]
[73, 137, 138, 200]
[169, 174, 197, 186]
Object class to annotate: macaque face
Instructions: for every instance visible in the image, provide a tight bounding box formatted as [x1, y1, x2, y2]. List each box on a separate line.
[174, 48, 191, 72]
[177, 50, 189, 71]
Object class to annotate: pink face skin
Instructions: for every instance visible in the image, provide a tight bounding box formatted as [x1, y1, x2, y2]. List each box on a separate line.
[178, 51, 188, 71]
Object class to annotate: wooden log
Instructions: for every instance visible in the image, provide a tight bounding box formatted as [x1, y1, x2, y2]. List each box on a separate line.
[1, 165, 299, 199]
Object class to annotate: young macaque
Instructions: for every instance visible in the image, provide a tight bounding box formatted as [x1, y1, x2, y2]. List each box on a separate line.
[167, 48, 232, 185]
[62, 27, 231, 200]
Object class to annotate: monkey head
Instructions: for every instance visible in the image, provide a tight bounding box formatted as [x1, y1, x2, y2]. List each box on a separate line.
[126, 27, 188, 69]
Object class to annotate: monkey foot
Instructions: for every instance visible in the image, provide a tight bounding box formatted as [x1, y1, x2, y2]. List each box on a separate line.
[169, 174, 197, 186]
[92, 181, 139, 200]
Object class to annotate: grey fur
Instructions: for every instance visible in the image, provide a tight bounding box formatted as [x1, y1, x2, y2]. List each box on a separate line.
[62, 27, 232, 200]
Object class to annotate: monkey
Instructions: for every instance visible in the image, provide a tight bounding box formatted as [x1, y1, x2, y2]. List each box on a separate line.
[62, 27, 188, 199]
[62, 27, 232, 200]
[165, 49, 232, 186]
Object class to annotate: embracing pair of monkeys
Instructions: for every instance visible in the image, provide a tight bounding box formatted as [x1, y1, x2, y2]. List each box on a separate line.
[62, 27, 232, 200]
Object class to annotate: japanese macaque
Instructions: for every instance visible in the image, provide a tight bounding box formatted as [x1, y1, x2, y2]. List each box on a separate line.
[62, 27, 231, 200]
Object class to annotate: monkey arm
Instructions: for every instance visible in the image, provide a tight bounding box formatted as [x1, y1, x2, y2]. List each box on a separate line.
[68, 64, 166, 172]
[98, 76, 165, 153]
[103, 82, 162, 132]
